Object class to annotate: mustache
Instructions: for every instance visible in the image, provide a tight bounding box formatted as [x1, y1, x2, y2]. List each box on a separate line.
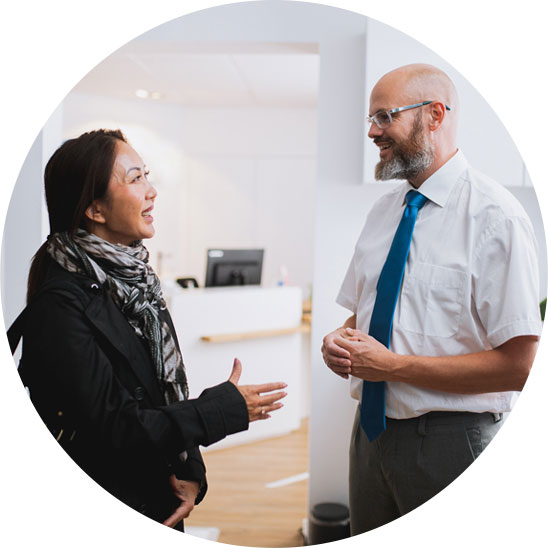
[374, 138, 394, 146]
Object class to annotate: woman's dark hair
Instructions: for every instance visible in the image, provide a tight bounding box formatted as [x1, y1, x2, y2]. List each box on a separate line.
[27, 129, 127, 301]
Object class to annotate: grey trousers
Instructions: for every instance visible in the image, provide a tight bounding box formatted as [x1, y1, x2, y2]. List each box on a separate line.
[349, 405, 504, 535]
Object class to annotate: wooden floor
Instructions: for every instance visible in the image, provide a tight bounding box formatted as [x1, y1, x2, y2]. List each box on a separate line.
[186, 420, 309, 547]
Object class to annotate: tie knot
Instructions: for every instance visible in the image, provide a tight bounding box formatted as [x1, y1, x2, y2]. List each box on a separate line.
[405, 189, 428, 209]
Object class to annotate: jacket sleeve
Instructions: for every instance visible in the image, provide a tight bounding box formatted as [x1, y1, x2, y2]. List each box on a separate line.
[22, 289, 249, 460]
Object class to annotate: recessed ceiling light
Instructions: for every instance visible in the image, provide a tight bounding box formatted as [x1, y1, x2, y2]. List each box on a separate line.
[135, 89, 149, 99]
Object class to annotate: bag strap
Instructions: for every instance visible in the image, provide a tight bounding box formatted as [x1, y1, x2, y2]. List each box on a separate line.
[7, 279, 89, 355]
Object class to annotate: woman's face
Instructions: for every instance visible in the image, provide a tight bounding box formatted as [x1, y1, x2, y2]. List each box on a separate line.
[86, 141, 157, 245]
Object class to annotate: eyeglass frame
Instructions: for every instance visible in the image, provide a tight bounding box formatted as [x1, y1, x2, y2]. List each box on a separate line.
[366, 100, 452, 129]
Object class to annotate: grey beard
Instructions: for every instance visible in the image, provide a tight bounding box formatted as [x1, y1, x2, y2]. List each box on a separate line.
[375, 144, 434, 181]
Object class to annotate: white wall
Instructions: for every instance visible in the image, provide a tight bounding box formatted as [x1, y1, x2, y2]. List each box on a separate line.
[363, 17, 529, 188]
[1, 133, 44, 327]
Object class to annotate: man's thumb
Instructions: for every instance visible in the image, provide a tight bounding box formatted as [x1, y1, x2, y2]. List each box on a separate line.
[228, 358, 242, 385]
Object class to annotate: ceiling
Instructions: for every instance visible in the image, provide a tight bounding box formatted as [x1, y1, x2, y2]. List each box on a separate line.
[73, 41, 320, 108]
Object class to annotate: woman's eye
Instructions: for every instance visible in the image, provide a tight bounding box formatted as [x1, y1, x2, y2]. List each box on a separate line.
[132, 171, 149, 183]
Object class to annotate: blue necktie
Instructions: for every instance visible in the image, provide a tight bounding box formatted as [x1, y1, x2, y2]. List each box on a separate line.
[360, 189, 428, 442]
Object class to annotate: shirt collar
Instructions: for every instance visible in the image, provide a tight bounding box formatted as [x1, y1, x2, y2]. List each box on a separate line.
[404, 150, 468, 208]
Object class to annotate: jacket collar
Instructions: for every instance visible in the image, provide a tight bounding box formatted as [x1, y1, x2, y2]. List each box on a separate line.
[45, 259, 165, 403]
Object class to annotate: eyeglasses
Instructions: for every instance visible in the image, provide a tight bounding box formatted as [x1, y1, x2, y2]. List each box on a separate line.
[366, 101, 452, 129]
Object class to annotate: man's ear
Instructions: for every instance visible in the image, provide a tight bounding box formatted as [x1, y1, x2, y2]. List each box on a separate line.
[85, 200, 107, 225]
[429, 102, 446, 131]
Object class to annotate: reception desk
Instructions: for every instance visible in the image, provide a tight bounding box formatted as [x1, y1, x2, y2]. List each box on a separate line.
[163, 283, 305, 450]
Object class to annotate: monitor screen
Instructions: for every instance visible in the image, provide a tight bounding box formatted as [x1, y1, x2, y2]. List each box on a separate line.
[205, 249, 264, 287]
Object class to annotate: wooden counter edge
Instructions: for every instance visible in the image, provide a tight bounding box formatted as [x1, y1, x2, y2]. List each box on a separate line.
[201, 323, 311, 343]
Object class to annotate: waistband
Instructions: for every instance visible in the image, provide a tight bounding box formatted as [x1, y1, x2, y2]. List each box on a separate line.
[387, 411, 504, 423]
[386, 411, 504, 435]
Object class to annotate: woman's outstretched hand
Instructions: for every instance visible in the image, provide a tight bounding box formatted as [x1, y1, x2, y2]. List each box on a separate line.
[228, 358, 287, 421]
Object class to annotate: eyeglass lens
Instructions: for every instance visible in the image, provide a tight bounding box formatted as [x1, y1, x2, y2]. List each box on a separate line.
[374, 111, 391, 128]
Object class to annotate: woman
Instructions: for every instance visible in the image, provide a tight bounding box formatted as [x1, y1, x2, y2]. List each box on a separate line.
[10, 129, 287, 530]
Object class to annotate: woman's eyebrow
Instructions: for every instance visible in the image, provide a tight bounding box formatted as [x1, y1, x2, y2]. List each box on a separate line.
[126, 166, 144, 175]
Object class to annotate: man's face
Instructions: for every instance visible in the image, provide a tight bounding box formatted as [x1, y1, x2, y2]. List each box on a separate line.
[368, 85, 434, 181]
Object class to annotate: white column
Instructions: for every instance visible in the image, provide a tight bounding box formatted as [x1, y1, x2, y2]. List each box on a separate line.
[2, 132, 44, 328]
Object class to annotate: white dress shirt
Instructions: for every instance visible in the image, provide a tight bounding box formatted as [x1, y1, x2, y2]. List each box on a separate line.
[337, 151, 543, 418]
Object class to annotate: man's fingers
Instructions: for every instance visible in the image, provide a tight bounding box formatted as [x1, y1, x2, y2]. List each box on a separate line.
[334, 336, 358, 351]
[323, 340, 351, 358]
[329, 363, 351, 374]
[326, 355, 352, 368]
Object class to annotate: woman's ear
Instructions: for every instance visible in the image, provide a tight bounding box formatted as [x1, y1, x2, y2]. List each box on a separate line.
[85, 200, 107, 225]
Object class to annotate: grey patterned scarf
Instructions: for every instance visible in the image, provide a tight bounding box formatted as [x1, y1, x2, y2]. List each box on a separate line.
[47, 229, 188, 404]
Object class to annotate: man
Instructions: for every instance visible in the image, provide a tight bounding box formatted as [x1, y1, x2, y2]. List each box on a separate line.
[321, 63, 542, 534]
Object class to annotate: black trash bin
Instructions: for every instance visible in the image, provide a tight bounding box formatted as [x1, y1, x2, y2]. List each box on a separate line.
[308, 502, 350, 545]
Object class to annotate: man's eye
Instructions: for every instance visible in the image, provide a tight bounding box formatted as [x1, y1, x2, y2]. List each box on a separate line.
[377, 112, 390, 123]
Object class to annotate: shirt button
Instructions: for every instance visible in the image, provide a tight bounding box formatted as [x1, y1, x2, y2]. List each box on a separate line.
[90, 283, 100, 290]
[134, 386, 145, 401]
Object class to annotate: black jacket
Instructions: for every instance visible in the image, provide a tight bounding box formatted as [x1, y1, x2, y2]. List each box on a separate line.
[16, 258, 249, 523]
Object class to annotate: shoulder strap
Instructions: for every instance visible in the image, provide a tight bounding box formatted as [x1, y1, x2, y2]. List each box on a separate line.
[7, 279, 89, 355]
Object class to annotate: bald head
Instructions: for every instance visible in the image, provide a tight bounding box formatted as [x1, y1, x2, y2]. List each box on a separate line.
[372, 64, 459, 136]
[378, 64, 457, 109]
[368, 64, 460, 186]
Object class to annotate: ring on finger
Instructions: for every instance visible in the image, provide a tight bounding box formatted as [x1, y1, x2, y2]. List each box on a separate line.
[261, 408, 266, 415]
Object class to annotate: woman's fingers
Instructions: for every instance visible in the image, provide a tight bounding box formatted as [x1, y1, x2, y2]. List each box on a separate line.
[257, 390, 287, 406]
[249, 401, 284, 422]
[227, 357, 242, 385]
[251, 381, 288, 394]
[238, 383, 288, 422]
[162, 499, 193, 527]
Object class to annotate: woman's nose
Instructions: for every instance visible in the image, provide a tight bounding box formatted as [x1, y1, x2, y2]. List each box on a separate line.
[146, 180, 158, 200]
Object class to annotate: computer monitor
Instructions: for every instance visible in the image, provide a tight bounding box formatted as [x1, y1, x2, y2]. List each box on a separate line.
[205, 249, 264, 287]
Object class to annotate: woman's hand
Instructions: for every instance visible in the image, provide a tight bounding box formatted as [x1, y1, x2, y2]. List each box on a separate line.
[162, 476, 201, 528]
[228, 358, 287, 422]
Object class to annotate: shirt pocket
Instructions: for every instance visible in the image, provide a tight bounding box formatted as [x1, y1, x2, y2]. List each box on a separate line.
[399, 262, 467, 338]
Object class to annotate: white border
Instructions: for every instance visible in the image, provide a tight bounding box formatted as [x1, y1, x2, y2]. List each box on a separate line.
[1, 1, 546, 546]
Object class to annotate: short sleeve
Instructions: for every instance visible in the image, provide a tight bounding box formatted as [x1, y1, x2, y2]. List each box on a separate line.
[336, 253, 358, 313]
[473, 215, 543, 347]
